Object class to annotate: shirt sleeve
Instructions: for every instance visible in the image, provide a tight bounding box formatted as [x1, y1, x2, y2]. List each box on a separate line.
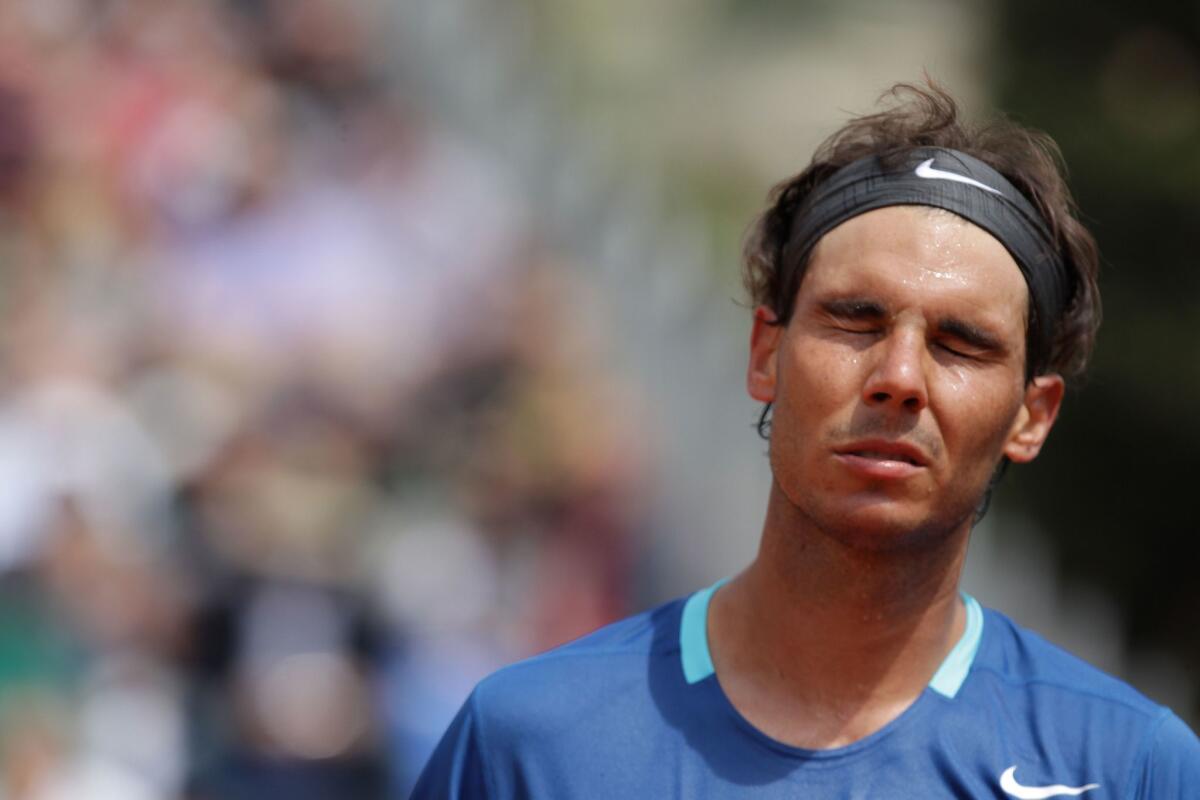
[1132, 710, 1200, 799]
[409, 691, 494, 799]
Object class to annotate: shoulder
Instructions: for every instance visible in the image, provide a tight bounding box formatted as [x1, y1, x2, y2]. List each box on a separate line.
[412, 597, 690, 798]
[971, 606, 1200, 790]
[974, 606, 1164, 715]
[470, 595, 686, 735]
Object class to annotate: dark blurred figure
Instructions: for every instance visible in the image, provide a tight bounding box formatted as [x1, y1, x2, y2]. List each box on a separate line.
[177, 390, 389, 800]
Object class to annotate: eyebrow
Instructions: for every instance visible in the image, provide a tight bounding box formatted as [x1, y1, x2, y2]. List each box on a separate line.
[819, 298, 887, 320]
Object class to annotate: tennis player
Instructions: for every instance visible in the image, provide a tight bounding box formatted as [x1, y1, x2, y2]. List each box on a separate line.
[412, 83, 1200, 798]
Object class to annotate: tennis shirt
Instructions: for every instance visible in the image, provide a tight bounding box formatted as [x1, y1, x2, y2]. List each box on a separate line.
[413, 582, 1200, 798]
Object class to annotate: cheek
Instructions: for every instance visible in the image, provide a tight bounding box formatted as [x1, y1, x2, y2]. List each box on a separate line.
[934, 369, 1025, 458]
[783, 337, 864, 401]
[770, 342, 854, 443]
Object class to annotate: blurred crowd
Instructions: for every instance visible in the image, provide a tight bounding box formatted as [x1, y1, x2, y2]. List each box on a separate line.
[0, 1, 651, 797]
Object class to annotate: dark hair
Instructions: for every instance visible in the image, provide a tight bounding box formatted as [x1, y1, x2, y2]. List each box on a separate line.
[744, 82, 1101, 437]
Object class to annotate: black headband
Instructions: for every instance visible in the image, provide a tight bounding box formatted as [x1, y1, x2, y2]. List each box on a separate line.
[781, 147, 1071, 356]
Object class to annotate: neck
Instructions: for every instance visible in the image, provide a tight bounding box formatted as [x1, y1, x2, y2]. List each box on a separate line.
[708, 480, 972, 748]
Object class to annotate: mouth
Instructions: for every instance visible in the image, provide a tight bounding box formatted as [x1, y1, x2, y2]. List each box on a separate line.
[834, 440, 930, 470]
[845, 449, 922, 466]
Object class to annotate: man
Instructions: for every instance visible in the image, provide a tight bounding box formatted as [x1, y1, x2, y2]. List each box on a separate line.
[412, 83, 1200, 798]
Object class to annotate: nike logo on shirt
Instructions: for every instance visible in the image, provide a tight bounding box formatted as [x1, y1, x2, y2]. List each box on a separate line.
[999, 765, 1100, 799]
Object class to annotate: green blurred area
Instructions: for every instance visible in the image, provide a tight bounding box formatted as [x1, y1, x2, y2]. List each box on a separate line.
[993, 0, 1200, 710]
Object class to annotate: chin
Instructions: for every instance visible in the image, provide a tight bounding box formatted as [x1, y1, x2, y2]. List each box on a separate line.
[774, 468, 986, 554]
[811, 500, 973, 554]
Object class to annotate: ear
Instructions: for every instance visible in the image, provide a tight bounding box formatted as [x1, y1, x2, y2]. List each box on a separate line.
[747, 306, 784, 403]
[1002, 374, 1065, 463]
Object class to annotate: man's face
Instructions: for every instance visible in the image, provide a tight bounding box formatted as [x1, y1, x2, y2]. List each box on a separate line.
[747, 205, 1063, 550]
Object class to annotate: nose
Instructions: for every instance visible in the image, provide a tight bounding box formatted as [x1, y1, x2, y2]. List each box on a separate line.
[862, 328, 929, 413]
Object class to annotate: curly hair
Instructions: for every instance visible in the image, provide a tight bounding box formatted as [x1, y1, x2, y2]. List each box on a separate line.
[743, 82, 1101, 414]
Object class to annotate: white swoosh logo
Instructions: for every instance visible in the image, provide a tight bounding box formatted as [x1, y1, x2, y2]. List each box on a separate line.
[914, 158, 1003, 195]
[1000, 766, 1100, 799]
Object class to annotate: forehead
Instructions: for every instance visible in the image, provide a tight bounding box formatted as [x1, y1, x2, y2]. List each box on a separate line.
[800, 205, 1029, 322]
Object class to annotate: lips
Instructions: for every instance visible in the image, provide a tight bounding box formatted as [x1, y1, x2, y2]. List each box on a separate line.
[833, 439, 930, 477]
[845, 448, 922, 466]
[836, 439, 928, 465]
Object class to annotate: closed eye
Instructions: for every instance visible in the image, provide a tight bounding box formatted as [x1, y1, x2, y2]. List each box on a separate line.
[820, 299, 887, 335]
[934, 340, 979, 359]
[934, 318, 1006, 360]
[833, 323, 882, 335]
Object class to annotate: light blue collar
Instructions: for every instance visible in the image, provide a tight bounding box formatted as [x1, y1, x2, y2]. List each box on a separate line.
[679, 580, 983, 699]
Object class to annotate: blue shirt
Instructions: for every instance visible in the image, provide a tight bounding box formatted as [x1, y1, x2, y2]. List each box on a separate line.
[413, 583, 1200, 798]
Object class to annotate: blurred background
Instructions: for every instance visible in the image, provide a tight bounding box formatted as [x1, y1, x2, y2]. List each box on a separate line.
[0, 0, 1194, 797]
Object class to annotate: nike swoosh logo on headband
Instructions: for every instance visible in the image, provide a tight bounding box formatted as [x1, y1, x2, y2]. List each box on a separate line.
[915, 158, 1003, 195]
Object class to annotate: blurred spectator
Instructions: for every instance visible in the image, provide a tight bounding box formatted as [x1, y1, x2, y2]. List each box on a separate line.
[0, 1, 649, 798]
